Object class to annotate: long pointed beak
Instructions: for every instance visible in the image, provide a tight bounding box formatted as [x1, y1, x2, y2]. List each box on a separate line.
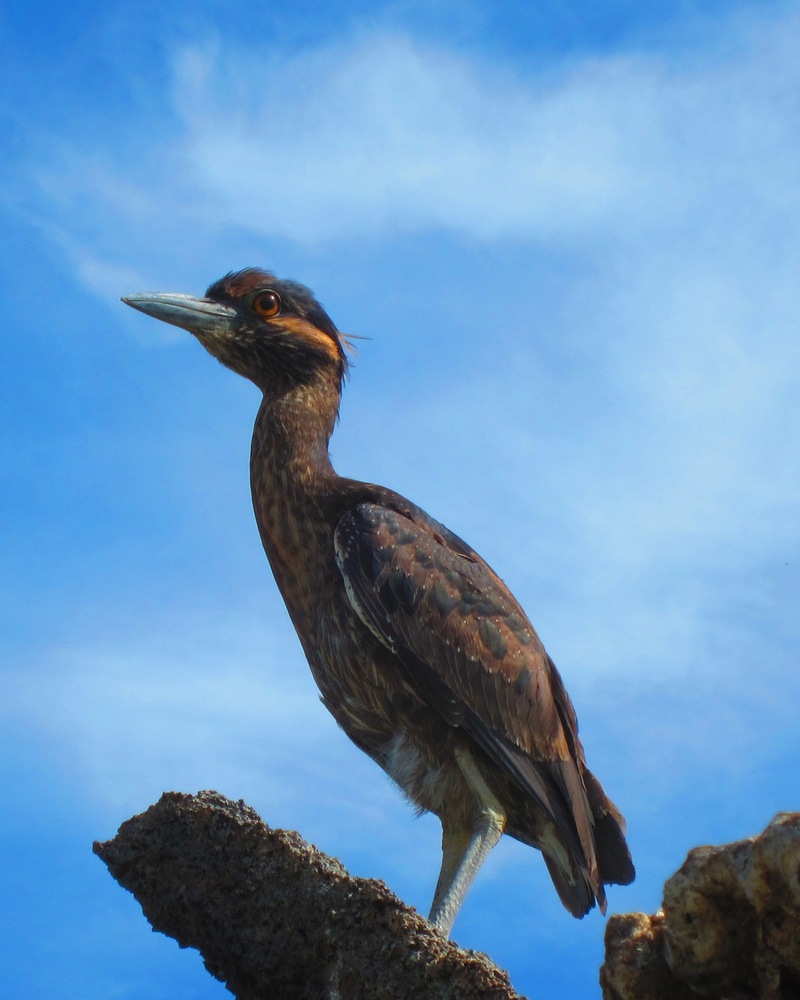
[121, 292, 238, 336]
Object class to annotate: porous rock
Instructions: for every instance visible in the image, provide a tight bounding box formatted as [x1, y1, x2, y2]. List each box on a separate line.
[601, 813, 800, 1000]
[94, 790, 524, 1000]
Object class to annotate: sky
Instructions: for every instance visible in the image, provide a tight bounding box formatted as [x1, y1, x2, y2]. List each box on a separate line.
[2, 1, 799, 997]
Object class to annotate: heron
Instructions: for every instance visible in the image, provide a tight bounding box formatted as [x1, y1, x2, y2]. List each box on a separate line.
[123, 268, 634, 936]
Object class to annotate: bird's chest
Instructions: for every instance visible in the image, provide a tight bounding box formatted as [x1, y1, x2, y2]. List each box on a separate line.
[305, 590, 424, 746]
[252, 481, 450, 779]
[307, 601, 466, 816]
[253, 494, 397, 700]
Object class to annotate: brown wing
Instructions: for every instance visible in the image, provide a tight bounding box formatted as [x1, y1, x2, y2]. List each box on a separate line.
[333, 500, 603, 900]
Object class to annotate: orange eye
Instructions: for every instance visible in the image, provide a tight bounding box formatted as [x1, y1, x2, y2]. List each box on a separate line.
[253, 290, 281, 319]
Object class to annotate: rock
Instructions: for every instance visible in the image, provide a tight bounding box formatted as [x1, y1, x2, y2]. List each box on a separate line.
[94, 790, 525, 1000]
[601, 910, 695, 999]
[601, 813, 800, 1000]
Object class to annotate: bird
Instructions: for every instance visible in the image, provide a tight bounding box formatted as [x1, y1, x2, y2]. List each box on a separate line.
[122, 268, 634, 936]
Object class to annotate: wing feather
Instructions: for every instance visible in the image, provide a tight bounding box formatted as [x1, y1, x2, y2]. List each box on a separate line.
[334, 500, 601, 889]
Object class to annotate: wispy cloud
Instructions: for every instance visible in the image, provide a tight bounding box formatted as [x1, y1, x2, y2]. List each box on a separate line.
[27, 8, 800, 250]
[166, 15, 800, 245]
[3, 611, 384, 817]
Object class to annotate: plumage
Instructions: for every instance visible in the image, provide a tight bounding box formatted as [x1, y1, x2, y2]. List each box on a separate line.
[122, 268, 634, 936]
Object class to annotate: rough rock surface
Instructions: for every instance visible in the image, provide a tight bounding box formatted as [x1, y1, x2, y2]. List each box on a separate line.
[94, 790, 525, 1000]
[601, 813, 800, 1000]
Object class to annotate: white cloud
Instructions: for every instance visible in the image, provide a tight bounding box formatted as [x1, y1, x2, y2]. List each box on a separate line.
[142, 11, 800, 246]
[2, 607, 445, 900]
[22, 7, 800, 254]
[4, 615, 326, 810]
[167, 35, 644, 240]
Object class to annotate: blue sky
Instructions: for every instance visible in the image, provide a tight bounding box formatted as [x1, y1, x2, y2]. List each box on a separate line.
[2, 1, 799, 997]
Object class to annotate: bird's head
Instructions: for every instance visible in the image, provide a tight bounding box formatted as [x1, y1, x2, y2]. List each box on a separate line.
[123, 268, 348, 396]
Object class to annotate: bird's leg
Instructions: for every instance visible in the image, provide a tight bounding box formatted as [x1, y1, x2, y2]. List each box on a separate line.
[429, 826, 472, 924]
[428, 746, 506, 936]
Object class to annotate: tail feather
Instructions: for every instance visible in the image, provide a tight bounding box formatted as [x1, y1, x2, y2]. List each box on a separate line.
[541, 841, 600, 918]
[508, 762, 634, 915]
[583, 767, 636, 886]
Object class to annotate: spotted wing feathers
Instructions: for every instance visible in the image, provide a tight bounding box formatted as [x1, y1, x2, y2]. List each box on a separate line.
[333, 501, 632, 911]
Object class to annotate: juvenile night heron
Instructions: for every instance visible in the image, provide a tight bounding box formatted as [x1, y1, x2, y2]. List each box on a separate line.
[123, 268, 634, 936]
